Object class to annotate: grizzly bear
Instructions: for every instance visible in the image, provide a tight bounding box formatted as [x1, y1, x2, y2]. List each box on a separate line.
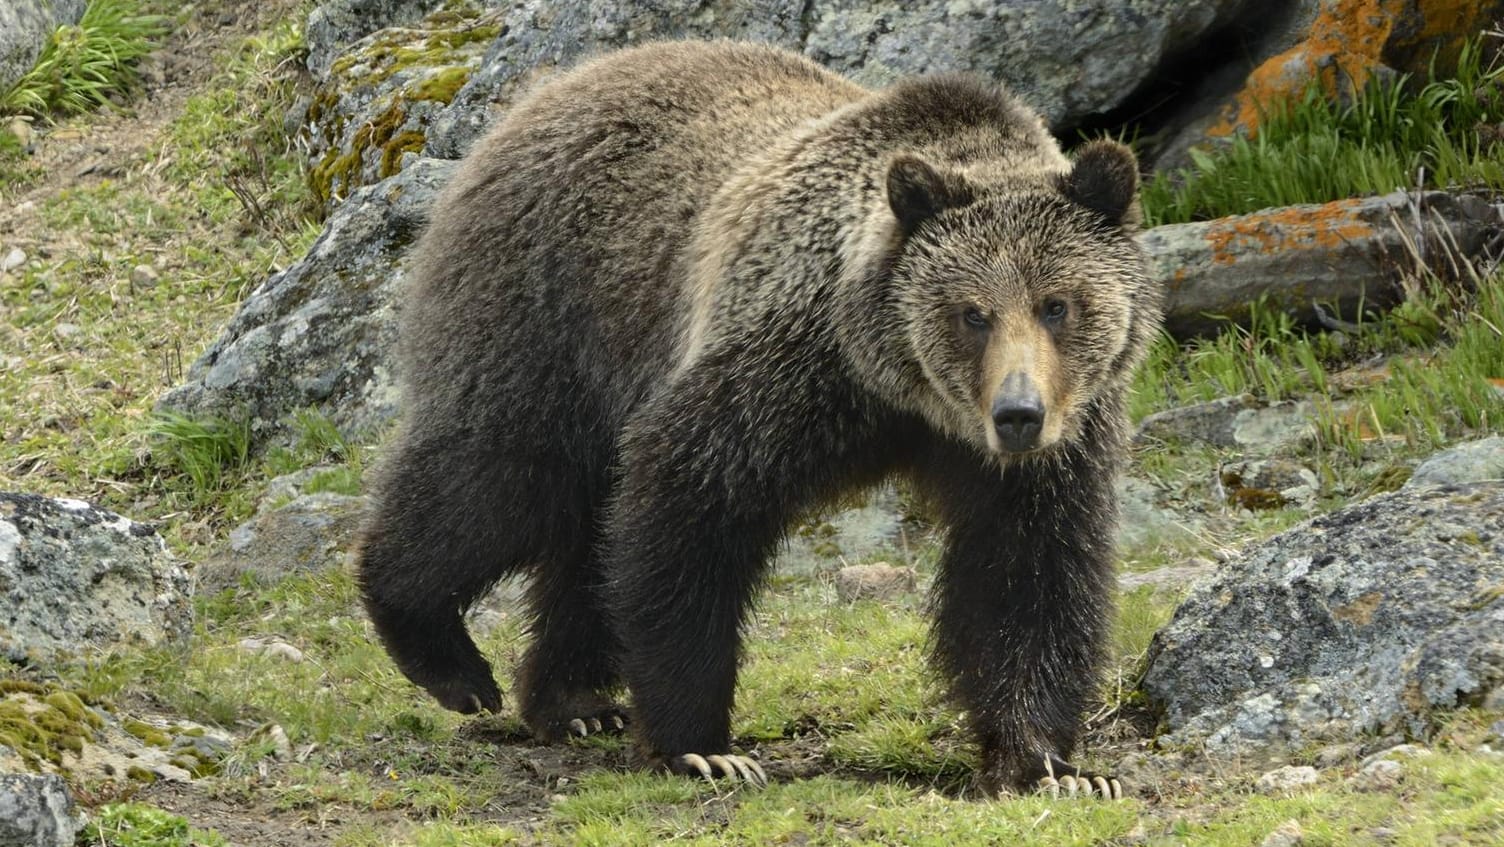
[354, 40, 1161, 797]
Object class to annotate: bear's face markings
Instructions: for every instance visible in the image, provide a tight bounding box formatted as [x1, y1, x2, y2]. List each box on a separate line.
[891, 191, 1138, 456]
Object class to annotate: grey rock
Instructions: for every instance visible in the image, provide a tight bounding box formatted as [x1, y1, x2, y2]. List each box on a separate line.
[1407, 436, 1504, 489]
[1136, 394, 1257, 447]
[1117, 475, 1201, 551]
[1351, 758, 1403, 792]
[1255, 766, 1317, 794]
[1259, 819, 1305, 847]
[198, 492, 363, 594]
[1, 247, 25, 274]
[1141, 481, 1504, 753]
[0, 494, 191, 667]
[834, 563, 917, 602]
[0, 774, 78, 847]
[777, 487, 918, 577]
[1140, 191, 1504, 338]
[157, 156, 458, 447]
[0, 0, 86, 94]
[1231, 401, 1320, 454]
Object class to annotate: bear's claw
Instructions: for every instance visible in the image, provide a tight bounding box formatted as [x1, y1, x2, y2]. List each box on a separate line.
[1035, 755, 1122, 800]
[667, 753, 767, 786]
[565, 711, 628, 738]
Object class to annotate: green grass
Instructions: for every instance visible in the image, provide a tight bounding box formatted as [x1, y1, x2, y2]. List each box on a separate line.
[81, 803, 230, 847]
[1143, 37, 1504, 226]
[0, 0, 168, 118]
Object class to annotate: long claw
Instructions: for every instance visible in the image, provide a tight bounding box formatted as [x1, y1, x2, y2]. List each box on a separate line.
[586, 717, 602, 734]
[706, 754, 736, 780]
[1109, 778, 1123, 800]
[679, 753, 714, 780]
[743, 756, 768, 787]
[568, 718, 588, 737]
[1092, 776, 1111, 798]
[609, 714, 626, 731]
[1038, 776, 1061, 799]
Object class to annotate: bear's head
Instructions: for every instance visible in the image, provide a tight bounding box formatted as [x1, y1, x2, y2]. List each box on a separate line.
[882, 139, 1156, 457]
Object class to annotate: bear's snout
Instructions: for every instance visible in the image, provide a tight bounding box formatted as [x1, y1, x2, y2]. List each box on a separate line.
[991, 372, 1045, 452]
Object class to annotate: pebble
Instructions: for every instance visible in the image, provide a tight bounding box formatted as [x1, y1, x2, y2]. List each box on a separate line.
[130, 264, 161, 288]
[1350, 758, 1403, 791]
[1, 247, 25, 273]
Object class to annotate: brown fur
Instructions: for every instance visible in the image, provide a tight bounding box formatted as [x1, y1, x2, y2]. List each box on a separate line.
[354, 40, 1162, 794]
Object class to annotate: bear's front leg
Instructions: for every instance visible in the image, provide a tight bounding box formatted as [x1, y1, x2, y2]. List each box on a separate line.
[920, 438, 1124, 799]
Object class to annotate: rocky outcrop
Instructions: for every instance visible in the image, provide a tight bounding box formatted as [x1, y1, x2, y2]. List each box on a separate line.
[1144, 190, 1503, 336]
[1141, 481, 1504, 753]
[155, 157, 457, 444]
[0, 0, 86, 94]
[1406, 436, 1504, 489]
[305, 0, 1257, 184]
[0, 494, 190, 666]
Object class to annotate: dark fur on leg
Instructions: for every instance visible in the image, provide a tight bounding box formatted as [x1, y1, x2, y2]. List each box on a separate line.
[917, 402, 1124, 796]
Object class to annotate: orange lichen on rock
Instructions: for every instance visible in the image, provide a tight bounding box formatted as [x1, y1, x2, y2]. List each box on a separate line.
[1203, 198, 1377, 265]
[1206, 0, 1495, 139]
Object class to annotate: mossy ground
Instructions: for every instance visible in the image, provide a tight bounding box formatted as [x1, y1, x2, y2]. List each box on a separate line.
[1, 3, 1501, 845]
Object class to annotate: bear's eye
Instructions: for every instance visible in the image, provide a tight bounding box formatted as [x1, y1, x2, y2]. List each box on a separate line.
[1041, 299, 1069, 324]
[962, 307, 989, 330]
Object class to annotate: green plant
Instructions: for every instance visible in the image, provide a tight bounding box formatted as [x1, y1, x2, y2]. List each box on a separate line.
[1142, 37, 1504, 226]
[147, 411, 254, 495]
[0, 0, 168, 118]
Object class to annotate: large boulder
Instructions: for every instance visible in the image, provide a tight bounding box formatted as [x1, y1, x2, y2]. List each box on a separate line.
[0, 0, 86, 95]
[0, 494, 190, 666]
[155, 157, 457, 445]
[1141, 480, 1504, 753]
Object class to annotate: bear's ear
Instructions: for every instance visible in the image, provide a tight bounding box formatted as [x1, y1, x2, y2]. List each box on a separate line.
[886, 156, 973, 236]
[1059, 139, 1141, 228]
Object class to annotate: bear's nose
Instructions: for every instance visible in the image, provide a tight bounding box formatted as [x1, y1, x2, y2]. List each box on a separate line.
[991, 373, 1044, 452]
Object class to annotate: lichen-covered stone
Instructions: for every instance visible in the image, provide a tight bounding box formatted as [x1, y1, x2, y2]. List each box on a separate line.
[0, 494, 190, 666]
[1406, 436, 1504, 489]
[156, 156, 457, 447]
[1142, 191, 1503, 336]
[306, 0, 492, 75]
[1141, 481, 1504, 753]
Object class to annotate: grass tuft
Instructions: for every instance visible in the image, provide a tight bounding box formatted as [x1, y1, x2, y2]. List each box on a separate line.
[0, 0, 169, 119]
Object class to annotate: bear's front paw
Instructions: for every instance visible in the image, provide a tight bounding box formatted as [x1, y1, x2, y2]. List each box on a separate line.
[660, 752, 767, 786]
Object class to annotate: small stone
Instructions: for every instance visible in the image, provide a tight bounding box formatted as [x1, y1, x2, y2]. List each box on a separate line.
[130, 264, 161, 288]
[1255, 765, 1319, 793]
[262, 724, 293, 761]
[1314, 743, 1360, 768]
[263, 642, 305, 663]
[6, 116, 32, 149]
[1369, 828, 1397, 842]
[53, 323, 80, 341]
[1360, 744, 1426, 768]
[1260, 819, 1304, 847]
[1, 247, 25, 273]
[834, 562, 917, 602]
[1351, 758, 1403, 792]
[1406, 436, 1504, 489]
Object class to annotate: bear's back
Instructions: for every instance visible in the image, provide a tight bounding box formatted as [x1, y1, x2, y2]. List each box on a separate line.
[405, 42, 869, 417]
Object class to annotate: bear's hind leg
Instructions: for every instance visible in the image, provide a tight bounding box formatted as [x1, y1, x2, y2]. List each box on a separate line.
[514, 537, 629, 742]
[356, 434, 536, 715]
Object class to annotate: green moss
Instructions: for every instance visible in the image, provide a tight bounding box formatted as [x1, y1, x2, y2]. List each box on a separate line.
[405, 65, 472, 104]
[126, 764, 159, 783]
[123, 717, 174, 748]
[379, 130, 427, 179]
[310, 102, 410, 203]
[0, 685, 103, 770]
